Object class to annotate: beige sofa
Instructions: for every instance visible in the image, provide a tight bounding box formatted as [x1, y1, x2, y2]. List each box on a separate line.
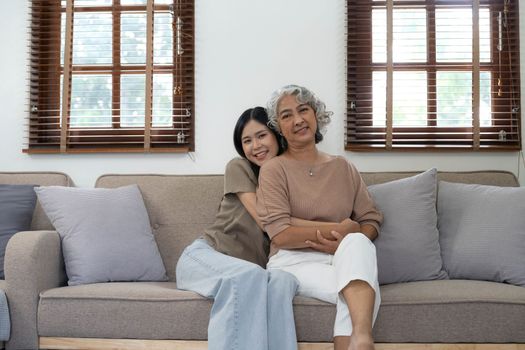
[4, 171, 525, 350]
[0, 172, 72, 350]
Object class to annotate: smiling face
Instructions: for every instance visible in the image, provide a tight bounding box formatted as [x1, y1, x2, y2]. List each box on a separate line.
[277, 94, 317, 147]
[241, 119, 279, 167]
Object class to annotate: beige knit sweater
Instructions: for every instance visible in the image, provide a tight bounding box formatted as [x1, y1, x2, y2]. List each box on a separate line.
[256, 155, 383, 256]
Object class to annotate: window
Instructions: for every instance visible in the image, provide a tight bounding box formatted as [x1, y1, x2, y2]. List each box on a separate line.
[346, 0, 520, 150]
[27, 0, 194, 153]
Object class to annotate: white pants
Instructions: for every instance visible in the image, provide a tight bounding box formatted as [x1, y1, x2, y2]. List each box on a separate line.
[267, 232, 381, 337]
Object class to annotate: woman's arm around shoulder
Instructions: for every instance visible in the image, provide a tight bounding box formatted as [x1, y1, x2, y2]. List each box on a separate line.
[224, 157, 258, 194]
[224, 158, 262, 228]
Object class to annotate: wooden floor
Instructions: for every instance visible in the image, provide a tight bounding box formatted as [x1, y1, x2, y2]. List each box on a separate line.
[39, 337, 525, 350]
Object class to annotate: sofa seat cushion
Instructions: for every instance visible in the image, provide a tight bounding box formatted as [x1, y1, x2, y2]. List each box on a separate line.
[296, 279, 525, 343]
[38, 280, 525, 343]
[374, 279, 525, 343]
[38, 282, 211, 339]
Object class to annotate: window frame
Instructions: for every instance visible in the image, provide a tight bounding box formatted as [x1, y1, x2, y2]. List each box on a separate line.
[26, 0, 195, 154]
[346, 0, 521, 151]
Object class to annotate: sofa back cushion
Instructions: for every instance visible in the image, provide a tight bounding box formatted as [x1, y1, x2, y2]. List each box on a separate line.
[0, 184, 38, 278]
[96, 171, 518, 282]
[369, 168, 448, 285]
[438, 181, 525, 286]
[35, 185, 167, 286]
[96, 175, 224, 281]
[361, 170, 518, 187]
[0, 172, 72, 231]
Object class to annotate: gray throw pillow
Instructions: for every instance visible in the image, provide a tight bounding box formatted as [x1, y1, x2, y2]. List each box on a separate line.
[369, 168, 448, 285]
[0, 184, 38, 279]
[438, 181, 525, 286]
[35, 185, 167, 286]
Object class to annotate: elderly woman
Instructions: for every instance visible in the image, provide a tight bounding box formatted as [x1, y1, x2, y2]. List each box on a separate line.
[256, 85, 383, 350]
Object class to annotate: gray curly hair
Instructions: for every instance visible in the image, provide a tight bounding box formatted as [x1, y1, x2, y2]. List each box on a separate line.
[266, 85, 332, 144]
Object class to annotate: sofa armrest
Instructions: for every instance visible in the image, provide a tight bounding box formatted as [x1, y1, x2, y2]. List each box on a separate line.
[4, 230, 66, 350]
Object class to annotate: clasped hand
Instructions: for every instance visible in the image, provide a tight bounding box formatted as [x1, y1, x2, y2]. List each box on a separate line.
[305, 218, 360, 254]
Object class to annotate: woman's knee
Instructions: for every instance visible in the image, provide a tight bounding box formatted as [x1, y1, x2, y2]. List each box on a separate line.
[234, 263, 267, 283]
[342, 232, 374, 250]
[336, 232, 377, 263]
[222, 265, 268, 301]
[268, 269, 299, 294]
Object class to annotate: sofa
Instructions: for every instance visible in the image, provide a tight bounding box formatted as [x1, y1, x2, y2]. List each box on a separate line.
[4, 170, 525, 350]
[0, 172, 72, 350]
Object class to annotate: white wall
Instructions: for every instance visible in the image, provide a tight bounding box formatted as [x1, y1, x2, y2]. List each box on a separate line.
[1, 0, 524, 187]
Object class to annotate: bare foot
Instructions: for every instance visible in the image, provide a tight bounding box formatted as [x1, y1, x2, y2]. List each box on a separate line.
[348, 331, 375, 350]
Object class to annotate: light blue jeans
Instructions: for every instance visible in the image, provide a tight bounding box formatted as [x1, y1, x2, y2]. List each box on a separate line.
[176, 239, 299, 350]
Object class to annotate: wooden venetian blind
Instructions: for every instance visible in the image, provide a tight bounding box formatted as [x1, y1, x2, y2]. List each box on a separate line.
[347, 0, 521, 151]
[27, 0, 194, 153]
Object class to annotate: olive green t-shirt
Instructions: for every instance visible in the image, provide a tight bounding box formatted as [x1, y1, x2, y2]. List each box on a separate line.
[202, 157, 270, 267]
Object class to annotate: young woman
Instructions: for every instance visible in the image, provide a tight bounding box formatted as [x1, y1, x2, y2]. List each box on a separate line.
[175, 107, 298, 350]
[257, 85, 383, 350]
